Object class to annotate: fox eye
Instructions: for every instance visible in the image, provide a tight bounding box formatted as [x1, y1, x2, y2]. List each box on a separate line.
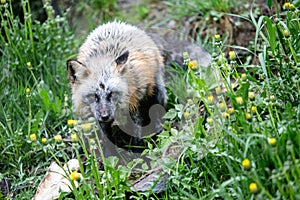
[107, 92, 112, 100]
[115, 51, 129, 65]
[90, 94, 96, 98]
[88, 94, 98, 101]
[107, 91, 117, 100]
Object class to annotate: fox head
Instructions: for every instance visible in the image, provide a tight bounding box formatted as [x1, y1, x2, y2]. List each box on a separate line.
[67, 51, 131, 123]
[66, 21, 165, 124]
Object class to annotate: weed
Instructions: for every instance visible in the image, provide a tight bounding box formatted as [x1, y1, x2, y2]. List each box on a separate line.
[0, 0, 299, 199]
[0, 0, 74, 195]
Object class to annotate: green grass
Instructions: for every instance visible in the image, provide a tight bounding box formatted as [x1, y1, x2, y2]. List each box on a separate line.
[1, 0, 300, 199]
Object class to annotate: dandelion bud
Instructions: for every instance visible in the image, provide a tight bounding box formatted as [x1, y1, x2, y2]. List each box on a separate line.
[283, 2, 295, 10]
[41, 138, 47, 143]
[219, 102, 227, 111]
[214, 34, 220, 40]
[268, 138, 276, 146]
[251, 106, 257, 113]
[283, 30, 290, 37]
[183, 52, 189, 60]
[236, 97, 243, 105]
[222, 112, 229, 118]
[228, 107, 235, 114]
[183, 112, 189, 118]
[245, 112, 251, 120]
[82, 123, 92, 132]
[188, 60, 198, 70]
[71, 134, 78, 142]
[26, 62, 31, 67]
[89, 138, 96, 145]
[207, 95, 214, 104]
[241, 73, 247, 81]
[289, 3, 295, 9]
[54, 135, 62, 143]
[70, 171, 82, 182]
[284, 2, 290, 8]
[248, 92, 255, 100]
[67, 119, 77, 127]
[242, 158, 251, 170]
[207, 117, 213, 123]
[215, 86, 222, 95]
[89, 138, 97, 149]
[30, 134, 37, 141]
[249, 183, 258, 193]
[228, 51, 236, 60]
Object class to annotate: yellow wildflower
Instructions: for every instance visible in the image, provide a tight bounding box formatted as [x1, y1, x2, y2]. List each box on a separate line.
[242, 158, 251, 170]
[207, 96, 214, 104]
[241, 73, 247, 80]
[41, 138, 47, 143]
[82, 123, 92, 132]
[245, 112, 251, 120]
[284, 2, 295, 9]
[251, 106, 257, 113]
[236, 97, 243, 105]
[183, 52, 189, 60]
[30, 134, 37, 141]
[248, 92, 255, 100]
[67, 119, 77, 127]
[183, 112, 190, 118]
[214, 34, 220, 40]
[71, 133, 78, 142]
[207, 117, 213, 123]
[89, 138, 96, 145]
[228, 51, 236, 60]
[70, 171, 82, 182]
[215, 86, 222, 95]
[219, 102, 226, 111]
[188, 60, 198, 70]
[1, 0, 6, 4]
[283, 30, 290, 37]
[54, 135, 62, 143]
[228, 107, 235, 114]
[222, 112, 229, 118]
[268, 138, 276, 146]
[26, 62, 31, 67]
[249, 183, 258, 193]
[270, 95, 275, 101]
[26, 88, 30, 94]
[284, 2, 290, 8]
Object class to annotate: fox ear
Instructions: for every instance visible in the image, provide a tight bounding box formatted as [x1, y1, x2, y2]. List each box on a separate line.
[66, 60, 88, 84]
[115, 51, 129, 73]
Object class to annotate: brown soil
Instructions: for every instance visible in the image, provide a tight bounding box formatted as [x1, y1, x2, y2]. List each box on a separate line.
[116, 0, 285, 58]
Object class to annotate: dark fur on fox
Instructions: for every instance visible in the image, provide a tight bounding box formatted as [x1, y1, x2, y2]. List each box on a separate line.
[67, 21, 210, 154]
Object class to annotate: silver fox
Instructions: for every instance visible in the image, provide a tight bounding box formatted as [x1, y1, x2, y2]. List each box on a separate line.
[67, 21, 211, 155]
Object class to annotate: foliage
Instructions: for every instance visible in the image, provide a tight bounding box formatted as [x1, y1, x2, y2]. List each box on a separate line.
[73, 0, 119, 31]
[152, 1, 300, 199]
[0, 0, 300, 199]
[0, 0, 74, 194]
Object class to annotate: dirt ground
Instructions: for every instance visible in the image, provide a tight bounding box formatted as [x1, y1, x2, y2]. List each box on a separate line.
[65, 0, 283, 61]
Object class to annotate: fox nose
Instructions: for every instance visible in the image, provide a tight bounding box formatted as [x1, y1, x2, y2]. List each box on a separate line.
[99, 109, 110, 122]
[100, 114, 109, 122]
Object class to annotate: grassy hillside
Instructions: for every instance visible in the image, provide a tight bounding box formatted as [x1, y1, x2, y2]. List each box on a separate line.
[0, 0, 299, 199]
